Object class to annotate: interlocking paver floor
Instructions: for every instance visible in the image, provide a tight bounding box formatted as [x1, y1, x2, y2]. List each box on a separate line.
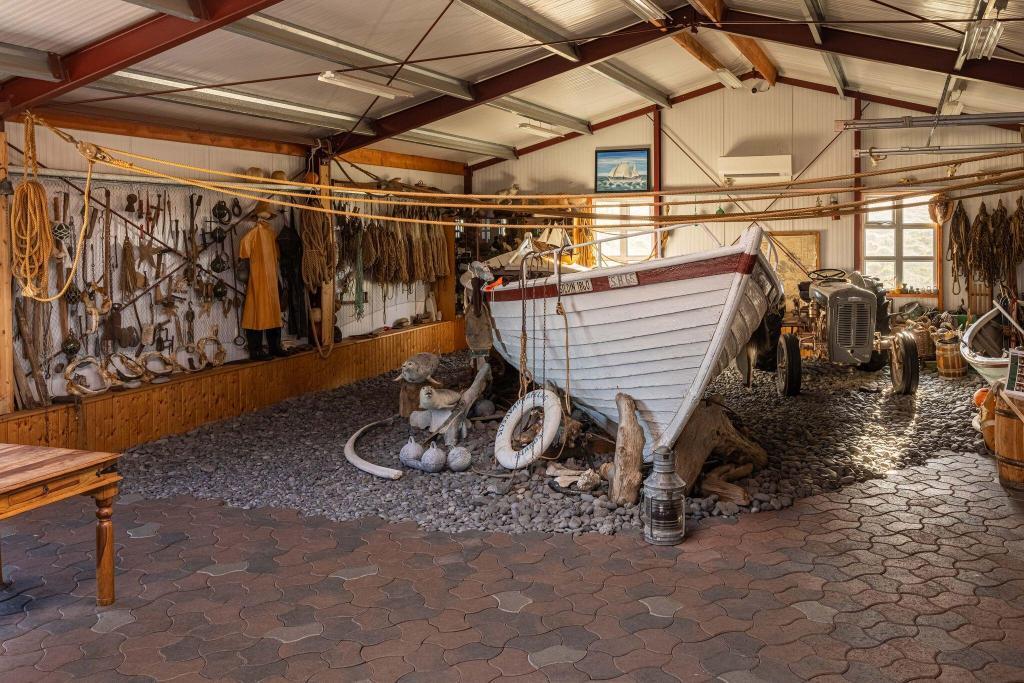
[1, 451, 1023, 681]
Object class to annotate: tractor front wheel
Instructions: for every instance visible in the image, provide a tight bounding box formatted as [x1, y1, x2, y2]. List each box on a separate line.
[775, 333, 802, 397]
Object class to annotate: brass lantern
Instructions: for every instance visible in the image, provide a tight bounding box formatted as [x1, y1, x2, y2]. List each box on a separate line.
[642, 446, 686, 545]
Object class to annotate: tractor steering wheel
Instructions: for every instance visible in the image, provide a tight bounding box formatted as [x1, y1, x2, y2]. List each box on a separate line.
[809, 268, 847, 283]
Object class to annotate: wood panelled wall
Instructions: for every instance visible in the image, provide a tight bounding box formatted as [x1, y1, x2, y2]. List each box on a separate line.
[0, 320, 466, 452]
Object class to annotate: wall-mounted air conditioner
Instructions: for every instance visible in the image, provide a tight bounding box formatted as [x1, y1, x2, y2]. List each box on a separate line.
[718, 155, 792, 184]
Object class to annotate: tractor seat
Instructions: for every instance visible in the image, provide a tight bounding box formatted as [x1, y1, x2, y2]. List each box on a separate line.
[798, 281, 811, 302]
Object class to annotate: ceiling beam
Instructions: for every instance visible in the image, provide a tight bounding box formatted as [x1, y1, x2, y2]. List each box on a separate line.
[490, 96, 591, 134]
[0, 43, 66, 82]
[222, 14, 588, 132]
[90, 70, 514, 159]
[797, 0, 847, 97]
[392, 129, 517, 159]
[588, 62, 672, 108]
[332, 4, 694, 152]
[689, 0, 778, 85]
[224, 14, 474, 101]
[671, 31, 728, 72]
[21, 108, 308, 155]
[457, 0, 579, 62]
[460, 0, 670, 107]
[92, 70, 377, 134]
[705, 8, 1024, 92]
[0, 0, 284, 116]
[119, 0, 208, 21]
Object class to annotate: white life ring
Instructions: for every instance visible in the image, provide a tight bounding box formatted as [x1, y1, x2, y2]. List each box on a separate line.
[494, 389, 562, 470]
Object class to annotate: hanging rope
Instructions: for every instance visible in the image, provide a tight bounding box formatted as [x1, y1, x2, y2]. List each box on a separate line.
[298, 202, 336, 291]
[10, 116, 92, 302]
[947, 200, 970, 296]
[1009, 196, 1024, 298]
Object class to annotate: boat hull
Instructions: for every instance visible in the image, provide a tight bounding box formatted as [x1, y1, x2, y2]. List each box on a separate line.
[961, 307, 1009, 384]
[486, 226, 782, 455]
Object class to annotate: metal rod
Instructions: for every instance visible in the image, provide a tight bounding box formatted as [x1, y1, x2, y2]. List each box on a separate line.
[855, 143, 1024, 156]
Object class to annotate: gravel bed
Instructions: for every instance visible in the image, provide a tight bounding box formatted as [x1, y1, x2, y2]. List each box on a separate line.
[121, 352, 985, 535]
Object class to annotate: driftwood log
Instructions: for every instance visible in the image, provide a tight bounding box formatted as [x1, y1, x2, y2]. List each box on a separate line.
[610, 393, 645, 506]
[673, 398, 767, 501]
[398, 380, 426, 418]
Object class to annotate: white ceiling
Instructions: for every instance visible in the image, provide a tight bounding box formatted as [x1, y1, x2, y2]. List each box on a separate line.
[2, 0, 1024, 159]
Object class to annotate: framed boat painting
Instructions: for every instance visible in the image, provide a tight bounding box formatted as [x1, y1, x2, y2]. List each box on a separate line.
[595, 147, 650, 193]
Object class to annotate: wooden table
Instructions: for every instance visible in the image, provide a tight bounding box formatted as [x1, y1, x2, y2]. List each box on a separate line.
[0, 443, 122, 605]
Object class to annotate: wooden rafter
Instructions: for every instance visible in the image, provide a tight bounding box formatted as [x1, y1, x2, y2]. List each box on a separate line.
[689, 0, 778, 85]
[671, 32, 728, 72]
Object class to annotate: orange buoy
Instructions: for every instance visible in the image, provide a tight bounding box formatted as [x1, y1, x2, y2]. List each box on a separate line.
[974, 387, 989, 407]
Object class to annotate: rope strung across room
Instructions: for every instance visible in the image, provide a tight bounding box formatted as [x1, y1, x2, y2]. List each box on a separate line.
[20, 113, 1024, 232]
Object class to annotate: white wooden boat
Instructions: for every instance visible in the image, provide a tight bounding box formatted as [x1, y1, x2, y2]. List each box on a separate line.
[961, 307, 1009, 384]
[486, 225, 784, 456]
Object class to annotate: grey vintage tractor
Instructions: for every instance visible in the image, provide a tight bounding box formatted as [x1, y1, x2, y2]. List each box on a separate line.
[739, 269, 919, 396]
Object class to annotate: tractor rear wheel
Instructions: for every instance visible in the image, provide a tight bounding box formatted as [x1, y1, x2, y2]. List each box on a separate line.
[890, 331, 920, 395]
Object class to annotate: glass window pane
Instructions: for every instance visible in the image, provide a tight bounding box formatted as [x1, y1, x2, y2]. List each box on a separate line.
[626, 232, 653, 256]
[904, 228, 934, 257]
[902, 197, 934, 224]
[867, 200, 894, 224]
[903, 261, 935, 290]
[865, 228, 895, 257]
[864, 260, 896, 288]
[595, 232, 622, 256]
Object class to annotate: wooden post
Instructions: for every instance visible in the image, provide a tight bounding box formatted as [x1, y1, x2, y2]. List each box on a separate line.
[94, 492, 116, 606]
[852, 97, 863, 273]
[652, 108, 662, 218]
[0, 121, 14, 415]
[436, 223, 457, 323]
[318, 159, 334, 347]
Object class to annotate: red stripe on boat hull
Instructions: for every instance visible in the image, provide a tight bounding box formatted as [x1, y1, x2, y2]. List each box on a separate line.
[488, 252, 757, 303]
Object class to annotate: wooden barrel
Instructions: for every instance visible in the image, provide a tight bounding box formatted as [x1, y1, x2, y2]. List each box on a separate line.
[995, 393, 1024, 491]
[935, 340, 966, 378]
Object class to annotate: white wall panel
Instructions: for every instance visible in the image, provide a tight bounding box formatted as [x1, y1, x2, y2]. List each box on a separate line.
[473, 83, 1024, 309]
[475, 114, 652, 194]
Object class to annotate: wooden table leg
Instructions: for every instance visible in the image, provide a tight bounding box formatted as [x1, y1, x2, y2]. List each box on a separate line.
[94, 496, 115, 606]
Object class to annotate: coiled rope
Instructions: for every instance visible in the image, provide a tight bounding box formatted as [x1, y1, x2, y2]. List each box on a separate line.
[10, 115, 93, 301]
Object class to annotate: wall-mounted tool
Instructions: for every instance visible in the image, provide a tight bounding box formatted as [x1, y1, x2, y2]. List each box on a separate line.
[211, 200, 232, 225]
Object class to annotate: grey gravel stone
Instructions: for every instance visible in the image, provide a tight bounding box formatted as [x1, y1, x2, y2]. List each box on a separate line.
[119, 352, 981, 537]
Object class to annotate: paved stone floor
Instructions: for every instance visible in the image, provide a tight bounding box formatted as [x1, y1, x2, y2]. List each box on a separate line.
[1, 451, 1023, 682]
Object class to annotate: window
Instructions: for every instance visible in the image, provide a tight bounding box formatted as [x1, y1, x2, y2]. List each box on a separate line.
[592, 200, 654, 266]
[863, 196, 938, 293]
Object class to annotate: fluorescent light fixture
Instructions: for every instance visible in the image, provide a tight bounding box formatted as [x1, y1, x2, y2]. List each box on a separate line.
[837, 111, 1024, 131]
[715, 68, 743, 89]
[96, 70, 376, 134]
[318, 70, 413, 100]
[518, 122, 563, 139]
[395, 128, 518, 159]
[618, 0, 670, 23]
[962, 17, 1004, 61]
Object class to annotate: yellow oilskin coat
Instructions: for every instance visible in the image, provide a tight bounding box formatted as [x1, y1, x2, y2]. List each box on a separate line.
[240, 221, 282, 330]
